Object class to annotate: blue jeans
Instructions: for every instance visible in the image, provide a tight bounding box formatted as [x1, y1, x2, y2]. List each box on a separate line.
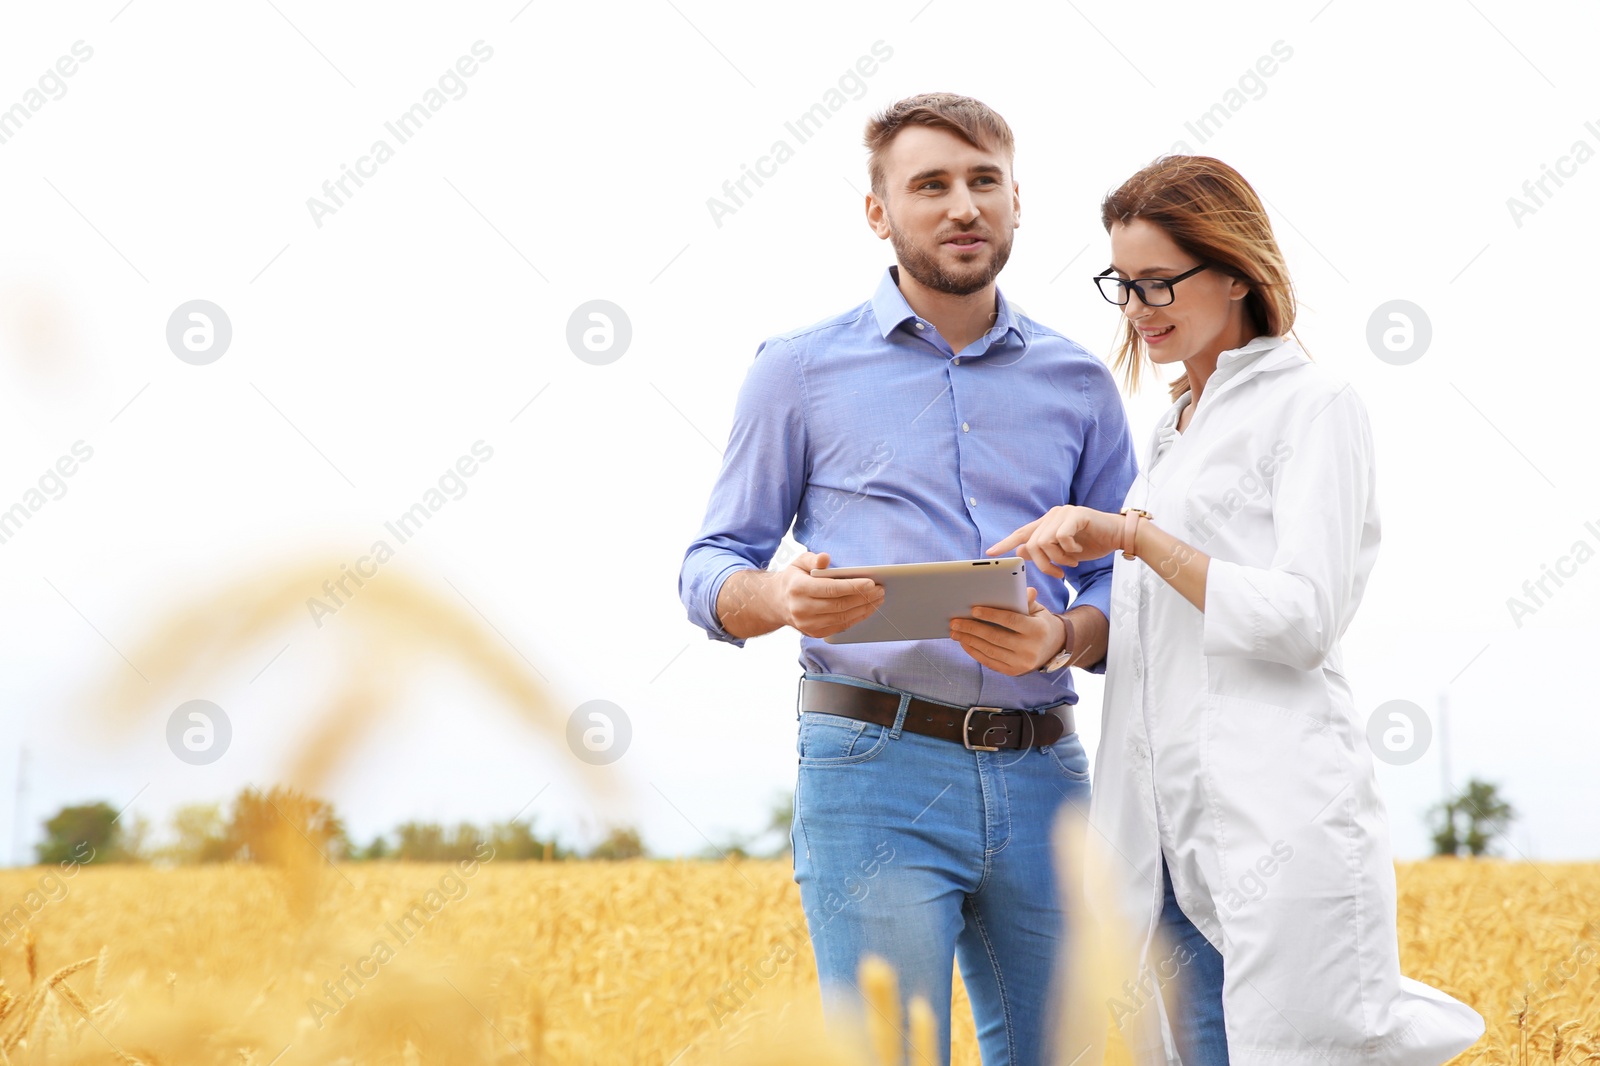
[1158, 855, 1229, 1065]
[789, 673, 1092, 1066]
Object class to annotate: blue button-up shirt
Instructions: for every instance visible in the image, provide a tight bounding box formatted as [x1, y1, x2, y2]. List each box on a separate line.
[678, 266, 1139, 710]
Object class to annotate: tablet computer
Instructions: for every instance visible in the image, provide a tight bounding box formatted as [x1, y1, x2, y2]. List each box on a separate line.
[810, 557, 1028, 644]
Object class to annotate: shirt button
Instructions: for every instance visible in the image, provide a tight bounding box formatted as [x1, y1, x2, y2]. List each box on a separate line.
[953, 357, 961, 365]
[968, 496, 977, 507]
[962, 422, 970, 432]
[914, 322, 925, 330]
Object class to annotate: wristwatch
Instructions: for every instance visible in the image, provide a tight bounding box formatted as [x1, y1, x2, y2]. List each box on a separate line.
[1038, 612, 1076, 673]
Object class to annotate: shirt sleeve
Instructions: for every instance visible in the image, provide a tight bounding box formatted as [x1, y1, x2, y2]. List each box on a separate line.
[1201, 379, 1380, 671]
[1061, 357, 1142, 675]
[677, 336, 810, 647]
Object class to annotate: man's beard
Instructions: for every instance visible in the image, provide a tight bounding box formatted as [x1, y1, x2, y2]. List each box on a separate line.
[887, 220, 1014, 297]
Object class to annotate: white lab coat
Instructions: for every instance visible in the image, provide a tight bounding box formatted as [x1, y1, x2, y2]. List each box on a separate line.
[1083, 334, 1484, 1065]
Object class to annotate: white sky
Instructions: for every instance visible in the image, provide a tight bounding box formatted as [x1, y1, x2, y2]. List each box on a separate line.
[0, 1, 1596, 863]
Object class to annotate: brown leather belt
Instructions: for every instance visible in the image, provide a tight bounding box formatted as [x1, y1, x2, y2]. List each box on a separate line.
[799, 677, 1073, 751]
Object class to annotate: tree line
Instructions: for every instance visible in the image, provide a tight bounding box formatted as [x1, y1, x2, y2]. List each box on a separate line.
[38, 786, 596, 865]
[33, 778, 1513, 866]
[31, 785, 798, 865]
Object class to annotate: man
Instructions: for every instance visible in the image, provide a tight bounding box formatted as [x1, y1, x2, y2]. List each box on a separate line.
[677, 93, 1138, 1065]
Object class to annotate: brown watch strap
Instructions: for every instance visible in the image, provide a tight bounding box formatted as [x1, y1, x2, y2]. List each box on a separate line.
[1037, 611, 1074, 672]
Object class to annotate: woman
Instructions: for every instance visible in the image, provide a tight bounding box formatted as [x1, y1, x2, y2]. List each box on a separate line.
[986, 156, 1484, 1065]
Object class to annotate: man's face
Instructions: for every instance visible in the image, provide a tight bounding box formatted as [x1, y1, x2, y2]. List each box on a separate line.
[867, 125, 1019, 296]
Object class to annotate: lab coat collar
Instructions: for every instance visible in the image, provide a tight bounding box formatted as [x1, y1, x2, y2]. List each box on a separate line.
[1211, 332, 1305, 389]
[1159, 333, 1307, 430]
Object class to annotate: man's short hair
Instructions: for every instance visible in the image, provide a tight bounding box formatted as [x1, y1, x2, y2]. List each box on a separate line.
[863, 92, 1016, 196]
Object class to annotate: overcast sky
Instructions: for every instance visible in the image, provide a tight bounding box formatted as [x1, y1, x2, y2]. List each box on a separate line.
[1, 1, 1595, 863]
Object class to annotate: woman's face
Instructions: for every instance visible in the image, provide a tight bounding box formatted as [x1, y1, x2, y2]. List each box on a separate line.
[1107, 217, 1251, 367]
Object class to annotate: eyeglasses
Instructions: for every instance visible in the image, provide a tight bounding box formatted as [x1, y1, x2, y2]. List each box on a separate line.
[1093, 263, 1208, 307]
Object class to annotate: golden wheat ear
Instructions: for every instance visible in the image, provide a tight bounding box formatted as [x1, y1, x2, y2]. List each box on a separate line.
[907, 994, 937, 1065]
[858, 953, 903, 1066]
[1048, 801, 1150, 1066]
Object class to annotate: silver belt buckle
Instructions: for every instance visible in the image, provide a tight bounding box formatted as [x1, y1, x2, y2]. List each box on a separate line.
[963, 706, 1006, 751]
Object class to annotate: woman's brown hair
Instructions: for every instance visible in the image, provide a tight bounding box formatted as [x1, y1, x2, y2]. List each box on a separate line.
[1100, 155, 1299, 399]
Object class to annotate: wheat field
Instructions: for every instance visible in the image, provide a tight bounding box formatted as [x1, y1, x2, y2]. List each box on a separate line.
[0, 857, 1591, 1065]
[60, 568, 1596, 1062]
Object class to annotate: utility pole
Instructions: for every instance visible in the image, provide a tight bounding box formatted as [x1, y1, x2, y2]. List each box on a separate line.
[1437, 689, 1453, 804]
[11, 746, 28, 868]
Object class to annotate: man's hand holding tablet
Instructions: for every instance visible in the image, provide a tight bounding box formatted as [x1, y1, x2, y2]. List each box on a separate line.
[711, 550, 884, 642]
[779, 551, 887, 639]
[805, 556, 1071, 677]
[951, 584, 1069, 676]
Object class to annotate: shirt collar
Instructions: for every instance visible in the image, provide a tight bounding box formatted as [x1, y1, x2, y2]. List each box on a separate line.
[1209, 332, 1304, 391]
[1216, 331, 1287, 367]
[1154, 333, 1301, 430]
[871, 266, 1025, 352]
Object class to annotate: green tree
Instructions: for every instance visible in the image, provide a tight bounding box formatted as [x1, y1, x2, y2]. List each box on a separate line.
[760, 792, 794, 859]
[588, 826, 644, 861]
[36, 802, 128, 865]
[696, 793, 793, 860]
[226, 786, 350, 864]
[489, 818, 569, 860]
[118, 814, 151, 863]
[489, 819, 539, 860]
[394, 821, 484, 862]
[1430, 778, 1516, 857]
[394, 821, 445, 861]
[385, 818, 563, 861]
[356, 833, 392, 861]
[167, 803, 232, 863]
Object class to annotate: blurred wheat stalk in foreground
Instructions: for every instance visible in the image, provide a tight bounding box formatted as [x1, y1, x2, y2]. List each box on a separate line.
[91, 559, 611, 798]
